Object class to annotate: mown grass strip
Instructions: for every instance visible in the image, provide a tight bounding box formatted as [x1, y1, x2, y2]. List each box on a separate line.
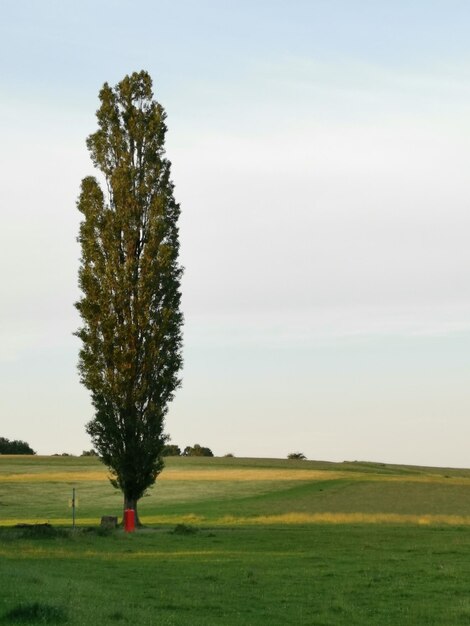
[146, 512, 470, 526]
[3, 467, 470, 484]
[0, 546, 233, 560]
[0, 471, 109, 482]
[0, 518, 100, 527]
[0, 468, 348, 483]
[4, 511, 470, 528]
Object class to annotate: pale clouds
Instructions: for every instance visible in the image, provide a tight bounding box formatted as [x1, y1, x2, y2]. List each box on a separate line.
[173, 116, 470, 332]
[1, 2, 470, 464]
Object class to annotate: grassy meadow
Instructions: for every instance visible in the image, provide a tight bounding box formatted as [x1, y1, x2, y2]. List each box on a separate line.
[2, 455, 470, 624]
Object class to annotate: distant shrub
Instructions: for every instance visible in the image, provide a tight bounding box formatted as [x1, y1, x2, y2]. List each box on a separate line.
[162, 444, 181, 456]
[287, 452, 306, 460]
[183, 444, 214, 457]
[224, 453, 235, 458]
[0, 437, 35, 455]
[80, 449, 98, 456]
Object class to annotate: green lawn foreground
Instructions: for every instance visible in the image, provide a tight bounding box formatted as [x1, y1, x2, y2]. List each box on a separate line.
[2, 455, 470, 624]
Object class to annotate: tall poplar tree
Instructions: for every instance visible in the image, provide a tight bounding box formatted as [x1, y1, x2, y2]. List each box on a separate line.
[75, 71, 183, 525]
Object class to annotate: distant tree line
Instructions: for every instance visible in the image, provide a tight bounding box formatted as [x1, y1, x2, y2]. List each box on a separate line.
[81, 449, 98, 457]
[162, 443, 214, 457]
[50, 450, 98, 457]
[50, 446, 213, 458]
[0, 437, 35, 455]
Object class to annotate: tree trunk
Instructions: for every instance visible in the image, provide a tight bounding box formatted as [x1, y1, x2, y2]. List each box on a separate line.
[123, 496, 142, 528]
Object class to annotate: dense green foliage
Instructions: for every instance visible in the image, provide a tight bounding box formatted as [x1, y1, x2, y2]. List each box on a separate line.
[80, 449, 98, 456]
[287, 452, 306, 460]
[75, 71, 183, 520]
[183, 444, 214, 457]
[0, 437, 35, 454]
[162, 443, 215, 456]
[162, 443, 182, 456]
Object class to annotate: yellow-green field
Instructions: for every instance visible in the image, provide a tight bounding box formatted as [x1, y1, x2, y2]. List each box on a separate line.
[3, 454, 470, 527]
[2, 455, 470, 624]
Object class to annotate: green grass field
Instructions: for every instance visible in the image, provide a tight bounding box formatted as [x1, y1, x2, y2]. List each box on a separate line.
[2, 455, 470, 624]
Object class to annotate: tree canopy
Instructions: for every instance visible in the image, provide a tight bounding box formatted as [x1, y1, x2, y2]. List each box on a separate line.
[75, 71, 183, 524]
[183, 444, 214, 457]
[0, 437, 35, 455]
[162, 444, 181, 457]
[287, 452, 306, 460]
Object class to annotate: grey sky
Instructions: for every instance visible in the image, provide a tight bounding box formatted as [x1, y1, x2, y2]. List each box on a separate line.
[1, 1, 470, 465]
